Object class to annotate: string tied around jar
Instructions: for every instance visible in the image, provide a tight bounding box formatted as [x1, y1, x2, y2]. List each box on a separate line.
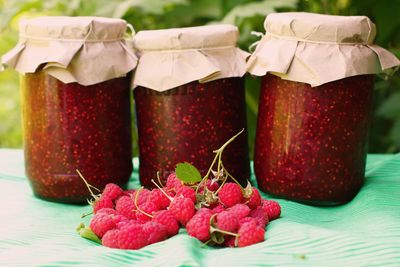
[248, 31, 265, 53]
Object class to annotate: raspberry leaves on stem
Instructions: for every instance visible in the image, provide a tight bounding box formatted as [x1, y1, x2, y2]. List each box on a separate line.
[208, 214, 239, 245]
[76, 169, 101, 203]
[196, 128, 245, 195]
[201, 129, 244, 183]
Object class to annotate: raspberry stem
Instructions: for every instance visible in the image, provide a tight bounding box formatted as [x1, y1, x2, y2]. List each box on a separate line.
[76, 169, 100, 195]
[209, 214, 239, 237]
[156, 171, 165, 187]
[76, 169, 101, 204]
[196, 128, 244, 194]
[133, 187, 153, 218]
[151, 179, 173, 202]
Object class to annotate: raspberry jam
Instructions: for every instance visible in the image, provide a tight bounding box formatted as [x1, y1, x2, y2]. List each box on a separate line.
[22, 71, 133, 203]
[254, 74, 374, 205]
[134, 78, 250, 188]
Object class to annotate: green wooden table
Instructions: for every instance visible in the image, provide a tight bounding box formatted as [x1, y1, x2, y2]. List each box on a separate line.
[0, 149, 399, 266]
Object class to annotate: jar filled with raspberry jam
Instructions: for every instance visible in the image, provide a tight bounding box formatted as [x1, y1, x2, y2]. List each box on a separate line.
[2, 17, 138, 203]
[247, 12, 400, 205]
[132, 25, 251, 188]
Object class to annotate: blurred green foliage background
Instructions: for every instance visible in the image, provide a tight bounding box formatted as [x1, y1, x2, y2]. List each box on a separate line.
[0, 0, 399, 155]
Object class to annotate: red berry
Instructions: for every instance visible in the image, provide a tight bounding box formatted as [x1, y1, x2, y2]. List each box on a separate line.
[176, 186, 196, 203]
[115, 196, 136, 220]
[261, 200, 281, 220]
[224, 236, 237, 247]
[237, 220, 265, 247]
[93, 195, 114, 213]
[123, 189, 136, 197]
[238, 217, 258, 227]
[149, 189, 171, 210]
[117, 219, 140, 230]
[143, 221, 169, 245]
[169, 197, 195, 226]
[102, 183, 123, 201]
[218, 183, 243, 208]
[96, 208, 119, 216]
[215, 211, 239, 232]
[117, 224, 148, 249]
[136, 189, 152, 205]
[197, 207, 213, 215]
[228, 204, 250, 219]
[250, 207, 269, 228]
[89, 213, 116, 238]
[206, 179, 219, 191]
[166, 173, 183, 191]
[152, 210, 180, 237]
[136, 201, 158, 223]
[102, 229, 120, 248]
[186, 211, 212, 242]
[246, 188, 262, 210]
[211, 204, 225, 214]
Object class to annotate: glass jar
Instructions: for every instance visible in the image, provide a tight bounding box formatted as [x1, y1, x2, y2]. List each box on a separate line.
[247, 12, 400, 204]
[21, 71, 133, 203]
[134, 78, 250, 188]
[132, 25, 250, 187]
[254, 74, 374, 204]
[3, 17, 137, 203]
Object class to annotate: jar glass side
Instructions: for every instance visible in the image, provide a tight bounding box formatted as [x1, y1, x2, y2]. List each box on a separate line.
[21, 71, 133, 203]
[134, 78, 250, 187]
[254, 74, 374, 205]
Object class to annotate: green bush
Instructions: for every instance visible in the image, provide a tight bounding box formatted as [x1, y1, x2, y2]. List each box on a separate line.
[0, 0, 399, 154]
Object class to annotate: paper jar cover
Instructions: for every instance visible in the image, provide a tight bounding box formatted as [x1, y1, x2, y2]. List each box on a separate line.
[132, 24, 249, 91]
[247, 12, 400, 86]
[1, 16, 138, 85]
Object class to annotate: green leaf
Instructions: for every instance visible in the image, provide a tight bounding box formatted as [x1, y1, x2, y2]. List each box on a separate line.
[78, 225, 102, 244]
[175, 162, 202, 183]
[221, 0, 297, 24]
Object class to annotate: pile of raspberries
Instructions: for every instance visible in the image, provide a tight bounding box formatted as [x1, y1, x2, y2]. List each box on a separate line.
[78, 173, 281, 250]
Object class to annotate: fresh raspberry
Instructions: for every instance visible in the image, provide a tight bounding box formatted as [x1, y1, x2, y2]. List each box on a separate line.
[237, 220, 265, 247]
[102, 229, 120, 248]
[197, 207, 213, 214]
[228, 203, 250, 219]
[211, 204, 225, 214]
[136, 189, 152, 205]
[261, 200, 281, 220]
[149, 189, 170, 210]
[206, 179, 219, 191]
[117, 219, 140, 230]
[136, 201, 158, 223]
[96, 208, 119, 216]
[152, 210, 180, 237]
[143, 221, 168, 245]
[93, 195, 114, 213]
[110, 214, 129, 226]
[238, 217, 258, 227]
[246, 188, 262, 210]
[89, 213, 116, 238]
[169, 197, 195, 226]
[250, 207, 269, 228]
[224, 236, 237, 247]
[123, 189, 136, 197]
[186, 211, 212, 242]
[218, 183, 243, 208]
[176, 186, 196, 203]
[117, 223, 148, 249]
[115, 196, 136, 220]
[102, 183, 123, 201]
[214, 211, 239, 232]
[166, 173, 183, 190]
